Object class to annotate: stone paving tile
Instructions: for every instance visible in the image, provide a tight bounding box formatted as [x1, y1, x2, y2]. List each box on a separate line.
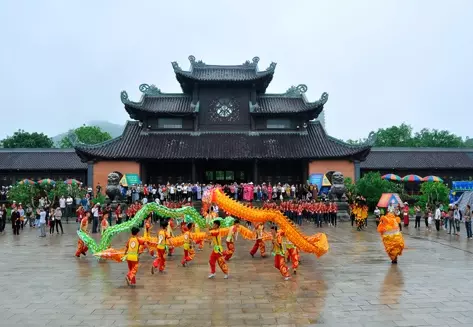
[3, 221, 473, 326]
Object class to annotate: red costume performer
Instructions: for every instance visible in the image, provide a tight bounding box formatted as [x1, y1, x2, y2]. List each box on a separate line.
[403, 204, 410, 227]
[271, 226, 290, 280]
[250, 223, 266, 257]
[124, 227, 147, 286]
[75, 215, 89, 257]
[223, 220, 240, 260]
[167, 219, 175, 256]
[152, 220, 169, 273]
[282, 231, 299, 274]
[181, 223, 194, 266]
[208, 220, 229, 279]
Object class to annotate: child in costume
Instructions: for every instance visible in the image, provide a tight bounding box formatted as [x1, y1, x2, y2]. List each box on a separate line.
[101, 214, 109, 235]
[123, 226, 147, 286]
[377, 212, 405, 264]
[250, 222, 266, 258]
[181, 222, 194, 267]
[193, 222, 204, 251]
[282, 231, 299, 275]
[152, 220, 169, 274]
[270, 226, 291, 281]
[208, 219, 229, 279]
[75, 212, 90, 257]
[166, 218, 175, 256]
[223, 219, 240, 261]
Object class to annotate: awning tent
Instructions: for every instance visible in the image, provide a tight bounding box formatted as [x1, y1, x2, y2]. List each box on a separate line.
[453, 191, 473, 213]
[120, 174, 141, 187]
[377, 193, 404, 208]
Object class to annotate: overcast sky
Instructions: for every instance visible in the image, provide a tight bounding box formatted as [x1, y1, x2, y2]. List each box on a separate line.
[1, 0, 472, 142]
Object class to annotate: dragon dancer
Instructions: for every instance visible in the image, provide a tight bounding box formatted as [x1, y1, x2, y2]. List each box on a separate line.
[151, 220, 169, 274]
[282, 231, 299, 274]
[181, 222, 194, 267]
[250, 222, 266, 258]
[144, 216, 154, 256]
[75, 212, 89, 257]
[270, 226, 290, 281]
[208, 219, 229, 279]
[123, 227, 147, 286]
[223, 219, 240, 261]
[377, 212, 405, 264]
[166, 218, 175, 256]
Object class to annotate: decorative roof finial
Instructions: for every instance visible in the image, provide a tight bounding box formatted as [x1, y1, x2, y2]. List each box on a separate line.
[188, 55, 196, 64]
[252, 57, 260, 65]
[319, 92, 329, 105]
[67, 130, 82, 147]
[171, 61, 181, 71]
[120, 91, 129, 104]
[267, 62, 277, 71]
[285, 84, 308, 97]
[365, 131, 377, 146]
[188, 55, 206, 68]
[139, 84, 161, 96]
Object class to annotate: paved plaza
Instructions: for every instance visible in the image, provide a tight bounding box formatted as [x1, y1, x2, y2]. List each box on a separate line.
[2, 220, 473, 327]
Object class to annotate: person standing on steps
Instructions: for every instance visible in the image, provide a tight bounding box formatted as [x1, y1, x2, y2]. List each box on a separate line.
[54, 206, 64, 234]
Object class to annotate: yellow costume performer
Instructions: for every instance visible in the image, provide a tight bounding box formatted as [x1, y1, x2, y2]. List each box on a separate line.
[377, 212, 405, 264]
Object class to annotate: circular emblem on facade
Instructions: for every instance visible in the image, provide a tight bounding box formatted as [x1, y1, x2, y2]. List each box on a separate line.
[210, 98, 240, 122]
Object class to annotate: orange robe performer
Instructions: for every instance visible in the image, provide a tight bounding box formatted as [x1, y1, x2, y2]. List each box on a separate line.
[208, 220, 229, 279]
[271, 226, 290, 281]
[152, 220, 169, 273]
[282, 231, 299, 274]
[100, 215, 109, 235]
[223, 219, 240, 261]
[377, 212, 405, 264]
[194, 223, 204, 251]
[167, 219, 175, 256]
[124, 227, 147, 286]
[181, 223, 194, 266]
[250, 222, 266, 258]
[75, 214, 89, 257]
[144, 217, 154, 256]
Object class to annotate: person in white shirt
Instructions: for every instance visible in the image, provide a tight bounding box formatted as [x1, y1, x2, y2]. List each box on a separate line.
[92, 204, 100, 234]
[374, 207, 381, 226]
[66, 196, 73, 223]
[434, 205, 442, 231]
[59, 196, 66, 219]
[39, 208, 47, 237]
[453, 204, 461, 235]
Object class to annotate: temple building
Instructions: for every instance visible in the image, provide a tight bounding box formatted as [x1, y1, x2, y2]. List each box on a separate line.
[74, 56, 372, 187]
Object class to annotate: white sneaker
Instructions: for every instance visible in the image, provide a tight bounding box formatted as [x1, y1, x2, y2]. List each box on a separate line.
[284, 276, 291, 281]
[208, 273, 216, 279]
[224, 274, 228, 279]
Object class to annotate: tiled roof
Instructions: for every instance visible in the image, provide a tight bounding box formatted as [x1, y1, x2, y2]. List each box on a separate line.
[252, 91, 328, 115]
[75, 121, 371, 161]
[361, 148, 473, 169]
[0, 149, 87, 170]
[125, 94, 195, 115]
[172, 55, 276, 83]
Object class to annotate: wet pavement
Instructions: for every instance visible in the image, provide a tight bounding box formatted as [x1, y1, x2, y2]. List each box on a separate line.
[1, 220, 473, 327]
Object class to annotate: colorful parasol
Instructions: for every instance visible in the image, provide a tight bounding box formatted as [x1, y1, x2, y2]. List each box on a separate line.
[64, 179, 81, 185]
[18, 179, 36, 185]
[423, 176, 443, 182]
[38, 178, 56, 186]
[402, 174, 423, 182]
[381, 174, 401, 181]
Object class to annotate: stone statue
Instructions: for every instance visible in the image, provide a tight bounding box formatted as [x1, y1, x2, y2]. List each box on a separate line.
[328, 171, 347, 201]
[328, 171, 350, 221]
[106, 172, 122, 202]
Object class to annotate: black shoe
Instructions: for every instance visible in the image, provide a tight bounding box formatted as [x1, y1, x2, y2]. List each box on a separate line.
[391, 259, 397, 264]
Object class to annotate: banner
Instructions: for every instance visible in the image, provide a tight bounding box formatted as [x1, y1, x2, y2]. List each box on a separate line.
[308, 173, 324, 189]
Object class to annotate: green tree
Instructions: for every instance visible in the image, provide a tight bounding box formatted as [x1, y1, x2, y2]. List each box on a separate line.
[418, 182, 450, 210]
[1, 130, 53, 148]
[413, 128, 464, 147]
[464, 137, 473, 148]
[7, 183, 38, 206]
[60, 125, 112, 148]
[374, 123, 414, 147]
[355, 172, 400, 209]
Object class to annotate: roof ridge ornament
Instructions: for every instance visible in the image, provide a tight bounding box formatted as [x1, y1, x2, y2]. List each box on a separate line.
[120, 90, 130, 104]
[318, 92, 329, 105]
[285, 84, 308, 97]
[188, 55, 206, 68]
[139, 84, 161, 96]
[267, 62, 277, 71]
[242, 57, 260, 67]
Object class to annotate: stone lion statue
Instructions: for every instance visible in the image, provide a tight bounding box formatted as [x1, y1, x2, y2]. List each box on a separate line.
[106, 172, 122, 201]
[328, 171, 347, 202]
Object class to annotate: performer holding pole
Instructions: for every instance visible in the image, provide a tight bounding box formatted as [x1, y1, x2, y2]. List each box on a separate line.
[151, 220, 169, 274]
[75, 212, 90, 257]
[223, 219, 240, 261]
[123, 227, 147, 286]
[208, 219, 229, 279]
[250, 222, 266, 258]
[270, 226, 291, 281]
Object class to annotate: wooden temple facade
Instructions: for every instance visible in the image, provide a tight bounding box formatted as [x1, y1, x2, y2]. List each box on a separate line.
[74, 56, 372, 187]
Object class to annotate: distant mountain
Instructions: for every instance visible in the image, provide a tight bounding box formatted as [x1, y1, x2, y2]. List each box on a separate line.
[52, 120, 125, 146]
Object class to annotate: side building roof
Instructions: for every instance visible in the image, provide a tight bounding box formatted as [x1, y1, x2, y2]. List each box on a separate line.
[361, 147, 473, 170]
[0, 148, 87, 171]
[75, 121, 371, 162]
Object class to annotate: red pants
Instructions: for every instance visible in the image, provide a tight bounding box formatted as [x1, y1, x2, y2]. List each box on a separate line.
[223, 241, 235, 260]
[168, 246, 175, 256]
[209, 251, 228, 274]
[195, 240, 204, 250]
[152, 249, 166, 272]
[250, 239, 266, 257]
[75, 239, 88, 257]
[274, 254, 290, 278]
[127, 260, 139, 285]
[181, 249, 193, 265]
[287, 248, 299, 270]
